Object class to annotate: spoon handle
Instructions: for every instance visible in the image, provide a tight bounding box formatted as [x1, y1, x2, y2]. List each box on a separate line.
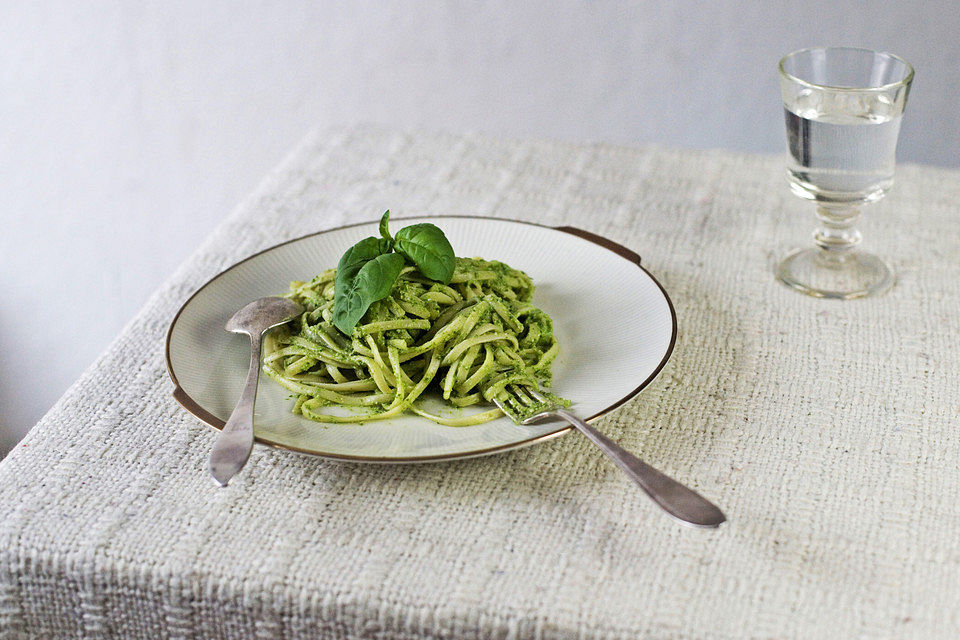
[208, 334, 262, 486]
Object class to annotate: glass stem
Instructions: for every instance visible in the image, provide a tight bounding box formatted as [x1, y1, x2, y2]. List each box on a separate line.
[813, 204, 862, 267]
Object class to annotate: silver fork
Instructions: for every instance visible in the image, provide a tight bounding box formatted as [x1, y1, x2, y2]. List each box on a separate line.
[493, 384, 726, 528]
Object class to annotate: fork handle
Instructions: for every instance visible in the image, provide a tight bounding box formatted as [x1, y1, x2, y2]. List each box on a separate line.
[554, 409, 726, 528]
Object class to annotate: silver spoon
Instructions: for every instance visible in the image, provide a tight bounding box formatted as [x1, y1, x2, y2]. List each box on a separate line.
[208, 297, 303, 486]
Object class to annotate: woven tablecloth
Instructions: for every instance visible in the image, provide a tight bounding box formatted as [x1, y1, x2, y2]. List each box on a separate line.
[3, 125, 960, 639]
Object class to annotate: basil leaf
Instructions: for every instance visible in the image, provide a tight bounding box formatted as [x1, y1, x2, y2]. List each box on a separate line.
[336, 236, 390, 283]
[393, 223, 455, 283]
[333, 252, 405, 335]
[355, 251, 405, 300]
[379, 210, 392, 242]
[334, 236, 391, 334]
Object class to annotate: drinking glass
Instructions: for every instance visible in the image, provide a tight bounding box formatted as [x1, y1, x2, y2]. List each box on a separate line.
[777, 47, 914, 299]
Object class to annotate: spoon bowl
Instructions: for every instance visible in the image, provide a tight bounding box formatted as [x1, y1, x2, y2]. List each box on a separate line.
[225, 296, 302, 335]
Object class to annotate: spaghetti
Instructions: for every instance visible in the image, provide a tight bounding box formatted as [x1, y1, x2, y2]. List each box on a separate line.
[262, 257, 563, 426]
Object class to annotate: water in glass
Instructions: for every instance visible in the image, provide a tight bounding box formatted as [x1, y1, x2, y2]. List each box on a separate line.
[784, 91, 902, 204]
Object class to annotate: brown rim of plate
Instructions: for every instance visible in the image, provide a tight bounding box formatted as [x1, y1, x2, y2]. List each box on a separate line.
[164, 215, 678, 463]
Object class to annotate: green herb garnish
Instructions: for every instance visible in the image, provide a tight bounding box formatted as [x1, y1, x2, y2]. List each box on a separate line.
[332, 211, 456, 335]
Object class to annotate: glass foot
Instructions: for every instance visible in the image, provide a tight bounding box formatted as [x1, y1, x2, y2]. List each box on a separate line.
[776, 248, 894, 299]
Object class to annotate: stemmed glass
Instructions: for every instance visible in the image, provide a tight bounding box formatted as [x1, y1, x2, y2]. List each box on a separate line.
[777, 47, 914, 299]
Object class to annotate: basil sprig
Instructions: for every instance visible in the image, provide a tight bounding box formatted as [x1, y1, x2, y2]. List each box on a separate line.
[333, 211, 456, 335]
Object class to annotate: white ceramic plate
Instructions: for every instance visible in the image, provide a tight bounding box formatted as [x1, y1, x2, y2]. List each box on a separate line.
[166, 217, 676, 462]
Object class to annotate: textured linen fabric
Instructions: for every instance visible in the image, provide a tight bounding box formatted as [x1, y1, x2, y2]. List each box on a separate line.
[2, 125, 960, 639]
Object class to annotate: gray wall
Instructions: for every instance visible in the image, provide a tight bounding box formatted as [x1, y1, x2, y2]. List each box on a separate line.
[1, 1, 957, 453]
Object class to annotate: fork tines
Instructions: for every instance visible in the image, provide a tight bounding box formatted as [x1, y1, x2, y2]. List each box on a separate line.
[493, 383, 559, 424]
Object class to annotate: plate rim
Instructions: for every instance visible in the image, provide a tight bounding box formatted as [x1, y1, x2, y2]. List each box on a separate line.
[165, 215, 678, 463]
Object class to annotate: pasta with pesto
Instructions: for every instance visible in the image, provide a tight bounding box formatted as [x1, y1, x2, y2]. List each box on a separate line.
[262, 257, 563, 426]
